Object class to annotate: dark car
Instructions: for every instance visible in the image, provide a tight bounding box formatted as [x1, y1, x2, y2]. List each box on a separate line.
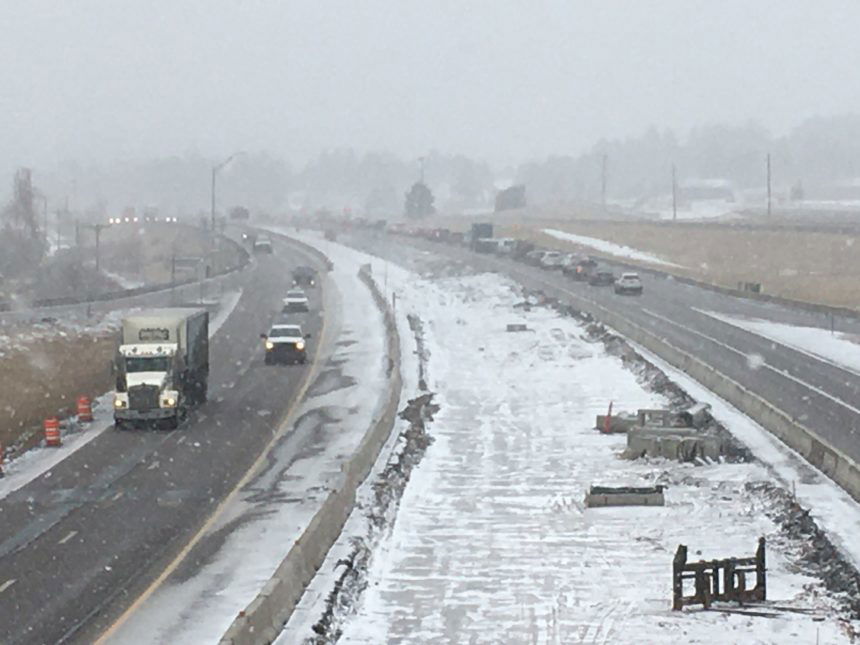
[292, 265, 318, 287]
[262, 323, 310, 365]
[588, 270, 615, 286]
[564, 258, 597, 280]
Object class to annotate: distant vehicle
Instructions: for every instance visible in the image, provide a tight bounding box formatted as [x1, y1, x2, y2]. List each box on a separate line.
[588, 270, 616, 287]
[614, 272, 644, 295]
[282, 289, 310, 313]
[494, 238, 517, 255]
[564, 257, 597, 280]
[113, 308, 209, 429]
[262, 323, 310, 365]
[469, 222, 494, 250]
[540, 251, 564, 269]
[524, 249, 547, 266]
[292, 265, 318, 287]
[324, 230, 337, 241]
[473, 238, 498, 253]
[230, 206, 251, 220]
[253, 236, 273, 254]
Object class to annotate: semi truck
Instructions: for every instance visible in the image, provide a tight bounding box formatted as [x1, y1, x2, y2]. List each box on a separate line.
[468, 222, 494, 250]
[113, 308, 209, 429]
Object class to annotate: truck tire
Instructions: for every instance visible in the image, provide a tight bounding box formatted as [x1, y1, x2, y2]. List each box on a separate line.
[114, 418, 125, 431]
[163, 414, 179, 430]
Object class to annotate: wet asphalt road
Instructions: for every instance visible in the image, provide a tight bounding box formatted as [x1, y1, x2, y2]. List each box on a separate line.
[0, 237, 326, 645]
[349, 232, 860, 469]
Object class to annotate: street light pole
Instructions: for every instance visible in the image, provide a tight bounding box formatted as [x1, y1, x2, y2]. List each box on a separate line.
[210, 152, 243, 234]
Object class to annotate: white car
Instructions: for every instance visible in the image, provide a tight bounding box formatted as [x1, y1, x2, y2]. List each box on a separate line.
[282, 289, 310, 313]
[262, 323, 309, 365]
[540, 251, 564, 269]
[614, 272, 644, 295]
[253, 236, 273, 254]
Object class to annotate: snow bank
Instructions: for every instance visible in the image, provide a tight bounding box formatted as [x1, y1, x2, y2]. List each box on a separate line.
[697, 308, 860, 376]
[543, 228, 685, 268]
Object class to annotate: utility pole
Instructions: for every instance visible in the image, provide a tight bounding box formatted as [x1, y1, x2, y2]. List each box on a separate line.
[672, 164, 678, 221]
[601, 154, 608, 212]
[80, 223, 109, 273]
[766, 153, 772, 218]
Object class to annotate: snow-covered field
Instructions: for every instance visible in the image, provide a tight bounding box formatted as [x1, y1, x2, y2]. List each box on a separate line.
[543, 228, 684, 268]
[279, 233, 854, 644]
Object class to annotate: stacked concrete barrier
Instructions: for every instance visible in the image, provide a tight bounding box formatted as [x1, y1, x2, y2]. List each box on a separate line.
[219, 263, 402, 645]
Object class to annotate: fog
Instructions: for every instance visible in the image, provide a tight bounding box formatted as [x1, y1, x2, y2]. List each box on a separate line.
[2, 1, 860, 209]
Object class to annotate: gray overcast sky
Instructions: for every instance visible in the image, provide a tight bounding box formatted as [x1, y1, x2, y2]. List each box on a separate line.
[1, 0, 860, 173]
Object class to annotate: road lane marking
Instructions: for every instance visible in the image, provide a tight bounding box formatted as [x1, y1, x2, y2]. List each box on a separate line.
[0, 579, 15, 593]
[641, 308, 860, 418]
[112, 491, 124, 501]
[692, 306, 860, 379]
[58, 530, 78, 545]
[95, 242, 333, 644]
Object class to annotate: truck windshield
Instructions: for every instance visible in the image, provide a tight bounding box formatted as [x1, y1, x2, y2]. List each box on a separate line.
[125, 356, 171, 373]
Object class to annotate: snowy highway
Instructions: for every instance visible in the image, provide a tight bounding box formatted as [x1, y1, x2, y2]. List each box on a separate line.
[0, 236, 328, 645]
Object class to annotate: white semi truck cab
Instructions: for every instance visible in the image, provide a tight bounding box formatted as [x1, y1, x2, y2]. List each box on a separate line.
[113, 308, 209, 429]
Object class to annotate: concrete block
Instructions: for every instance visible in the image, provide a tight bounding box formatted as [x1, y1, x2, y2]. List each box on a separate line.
[585, 485, 666, 507]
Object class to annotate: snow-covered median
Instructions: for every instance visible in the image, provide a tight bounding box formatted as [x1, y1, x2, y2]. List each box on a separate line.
[543, 228, 684, 268]
[279, 232, 853, 644]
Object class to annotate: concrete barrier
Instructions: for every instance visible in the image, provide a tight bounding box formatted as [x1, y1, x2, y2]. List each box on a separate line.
[535, 281, 860, 504]
[219, 259, 403, 645]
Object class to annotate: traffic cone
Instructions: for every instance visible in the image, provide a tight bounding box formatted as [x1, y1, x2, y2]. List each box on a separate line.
[44, 417, 61, 447]
[76, 396, 93, 423]
[602, 401, 613, 434]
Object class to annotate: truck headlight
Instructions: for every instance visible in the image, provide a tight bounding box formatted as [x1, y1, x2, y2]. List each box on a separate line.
[265, 340, 275, 350]
[114, 397, 127, 409]
[296, 340, 305, 350]
[163, 397, 176, 408]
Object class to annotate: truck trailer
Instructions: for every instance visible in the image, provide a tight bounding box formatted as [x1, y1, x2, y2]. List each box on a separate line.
[113, 308, 209, 429]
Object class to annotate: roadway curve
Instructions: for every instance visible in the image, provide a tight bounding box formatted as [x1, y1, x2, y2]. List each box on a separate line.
[0, 237, 328, 645]
[346, 231, 860, 472]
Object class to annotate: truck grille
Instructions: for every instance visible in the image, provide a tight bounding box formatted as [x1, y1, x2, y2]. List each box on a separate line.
[128, 384, 160, 410]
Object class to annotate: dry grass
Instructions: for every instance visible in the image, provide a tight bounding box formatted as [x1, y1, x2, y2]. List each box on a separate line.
[0, 331, 116, 454]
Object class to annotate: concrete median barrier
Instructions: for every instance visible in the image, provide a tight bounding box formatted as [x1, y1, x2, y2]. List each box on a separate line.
[539, 280, 860, 504]
[219, 259, 402, 645]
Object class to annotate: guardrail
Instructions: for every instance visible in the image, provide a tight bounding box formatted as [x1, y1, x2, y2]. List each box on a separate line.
[219, 255, 402, 645]
[0, 229, 250, 324]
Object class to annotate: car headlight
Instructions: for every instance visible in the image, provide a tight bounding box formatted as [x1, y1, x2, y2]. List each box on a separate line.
[296, 340, 305, 350]
[163, 397, 176, 408]
[265, 340, 275, 350]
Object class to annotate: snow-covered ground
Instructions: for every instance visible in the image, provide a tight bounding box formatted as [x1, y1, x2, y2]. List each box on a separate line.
[697, 308, 860, 376]
[106, 259, 390, 644]
[0, 289, 242, 500]
[277, 232, 854, 644]
[543, 228, 685, 269]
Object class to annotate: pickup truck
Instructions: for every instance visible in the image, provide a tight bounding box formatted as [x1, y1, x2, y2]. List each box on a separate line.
[262, 323, 310, 364]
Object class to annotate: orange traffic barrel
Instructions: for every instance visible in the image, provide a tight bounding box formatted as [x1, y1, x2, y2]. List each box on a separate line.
[77, 396, 93, 423]
[44, 417, 61, 447]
